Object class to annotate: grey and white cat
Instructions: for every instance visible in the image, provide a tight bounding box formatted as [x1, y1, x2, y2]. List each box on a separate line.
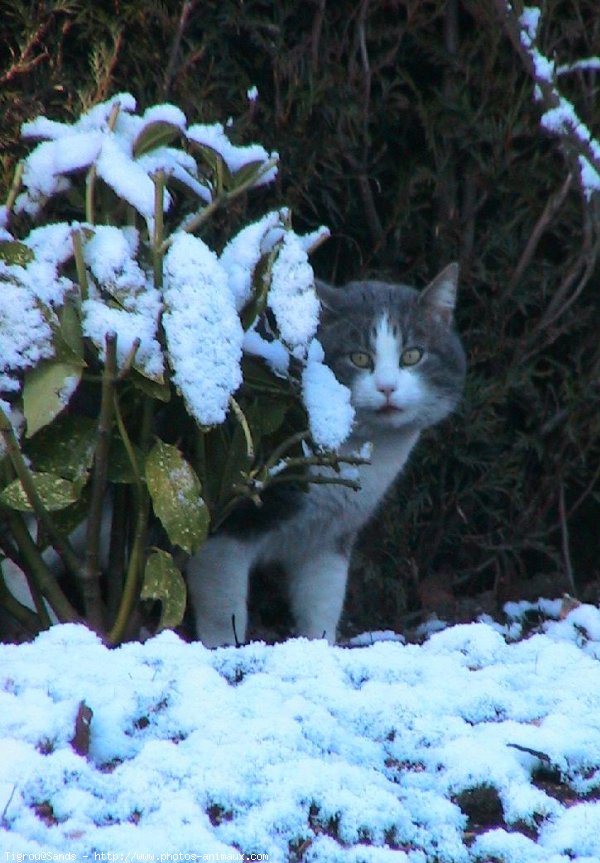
[186, 263, 466, 646]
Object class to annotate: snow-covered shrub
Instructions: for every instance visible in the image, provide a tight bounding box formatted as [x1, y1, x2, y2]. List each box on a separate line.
[0, 94, 355, 643]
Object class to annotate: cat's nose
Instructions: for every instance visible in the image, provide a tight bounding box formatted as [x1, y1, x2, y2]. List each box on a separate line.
[377, 383, 396, 398]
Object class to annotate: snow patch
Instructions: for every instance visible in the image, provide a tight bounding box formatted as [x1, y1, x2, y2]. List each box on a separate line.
[1, 610, 600, 859]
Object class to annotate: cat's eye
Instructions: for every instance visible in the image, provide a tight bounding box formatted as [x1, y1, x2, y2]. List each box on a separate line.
[401, 347, 423, 366]
[350, 351, 372, 369]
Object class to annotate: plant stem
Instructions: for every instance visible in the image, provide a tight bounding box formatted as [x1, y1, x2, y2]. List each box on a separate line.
[4, 162, 24, 214]
[71, 229, 89, 299]
[229, 396, 254, 459]
[83, 332, 118, 632]
[0, 406, 83, 589]
[7, 513, 79, 623]
[0, 571, 42, 634]
[161, 156, 278, 253]
[0, 533, 49, 629]
[84, 101, 122, 225]
[107, 397, 153, 644]
[152, 170, 165, 290]
[106, 485, 128, 623]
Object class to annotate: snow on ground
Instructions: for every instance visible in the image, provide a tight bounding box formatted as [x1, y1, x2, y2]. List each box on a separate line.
[2, 604, 600, 862]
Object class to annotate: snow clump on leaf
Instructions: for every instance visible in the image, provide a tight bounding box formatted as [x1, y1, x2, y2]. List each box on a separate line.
[163, 233, 243, 426]
[81, 226, 164, 381]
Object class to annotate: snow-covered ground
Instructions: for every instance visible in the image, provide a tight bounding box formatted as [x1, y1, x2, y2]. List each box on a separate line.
[2, 601, 600, 862]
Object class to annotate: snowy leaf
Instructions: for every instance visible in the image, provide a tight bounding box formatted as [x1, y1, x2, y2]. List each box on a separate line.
[23, 360, 82, 438]
[141, 549, 187, 631]
[0, 471, 79, 512]
[96, 135, 164, 219]
[302, 340, 354, 449]
[220, 211, 282, 313]
[163, 233, 243, 426]
[0, 278, 55, 392]
[133, 121, 183, 157]
[187, 122, 278, 187]
[81, 226, 164, 384]
[268, 230, 320, 352]
[145, 440, 209, 554]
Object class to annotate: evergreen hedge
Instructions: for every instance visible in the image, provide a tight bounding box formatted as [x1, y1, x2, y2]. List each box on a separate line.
[1, 0, 599, 639]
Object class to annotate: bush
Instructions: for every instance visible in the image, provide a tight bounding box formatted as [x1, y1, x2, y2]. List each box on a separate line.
[0, 93, 357, 642]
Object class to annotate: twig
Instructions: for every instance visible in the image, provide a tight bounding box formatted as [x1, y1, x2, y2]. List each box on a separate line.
[558, 481, 577, 595]
[229, 397, 255, 460]
[161, 0, 197, 98]
[117, 338, 141, 381]
[494, 0, 600, 181]
[1, 784, 17, 829]
[263, 430, 309, 473]
[506, 172, 573, 297]
[0, 13, 56, 86]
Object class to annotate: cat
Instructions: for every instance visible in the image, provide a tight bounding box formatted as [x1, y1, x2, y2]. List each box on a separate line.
[186, 263, 466, 647]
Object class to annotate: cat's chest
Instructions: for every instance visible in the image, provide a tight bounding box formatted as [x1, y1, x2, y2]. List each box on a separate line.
[253, 428, 420, 565]
[303, 428, 420, 531]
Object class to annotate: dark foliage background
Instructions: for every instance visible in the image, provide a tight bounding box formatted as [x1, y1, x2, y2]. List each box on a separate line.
[2, 0, 599, 636]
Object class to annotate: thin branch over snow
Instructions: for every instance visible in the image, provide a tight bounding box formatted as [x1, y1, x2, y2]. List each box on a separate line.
[495, 1, 600, 198]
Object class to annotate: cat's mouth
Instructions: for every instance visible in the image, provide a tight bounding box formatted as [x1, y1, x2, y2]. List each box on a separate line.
[377, 404, 403, 414]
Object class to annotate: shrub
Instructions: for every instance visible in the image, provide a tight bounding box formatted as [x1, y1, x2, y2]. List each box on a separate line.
[0, 93, 356, 642]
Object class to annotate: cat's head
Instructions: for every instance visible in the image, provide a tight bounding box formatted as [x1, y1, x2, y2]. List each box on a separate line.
[315, 263, 466, 435]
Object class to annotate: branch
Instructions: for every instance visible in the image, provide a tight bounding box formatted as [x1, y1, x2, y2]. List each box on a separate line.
[161, 0, 197, 98]
[494, 1, 600, 194]
[506, 172, 573, 297]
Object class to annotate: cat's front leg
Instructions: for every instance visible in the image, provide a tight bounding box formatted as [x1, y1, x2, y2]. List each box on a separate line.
[186, 535, 254, 647]
[288, 550, 349, 643]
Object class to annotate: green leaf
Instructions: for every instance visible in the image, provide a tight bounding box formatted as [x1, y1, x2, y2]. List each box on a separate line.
[229, 160, 268, 191]
[188, 141, 233, 190]
[141, 549, 187, 631]
[23, 360, 83, 438]
[246, 397, 289, 437]
[239, 249, 275, 331]
[106, 434, 144, 484]
[130, 369, 171, 402]
[0, 241, 34, 266]
[57, 298, 84, 362]
[26, 415, 97, 482]
[145, 440, 209, 554]
[133, 121, 182, 157]
[0, 472, 79, 512]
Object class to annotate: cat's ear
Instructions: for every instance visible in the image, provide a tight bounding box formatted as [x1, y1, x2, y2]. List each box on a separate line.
[419, 263, 459, 325]
[315, 279, 343, 315]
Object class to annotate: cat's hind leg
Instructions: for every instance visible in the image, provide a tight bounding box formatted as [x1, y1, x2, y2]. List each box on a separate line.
[287, 550, 349, 643]
[186, 535, 254, 647]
